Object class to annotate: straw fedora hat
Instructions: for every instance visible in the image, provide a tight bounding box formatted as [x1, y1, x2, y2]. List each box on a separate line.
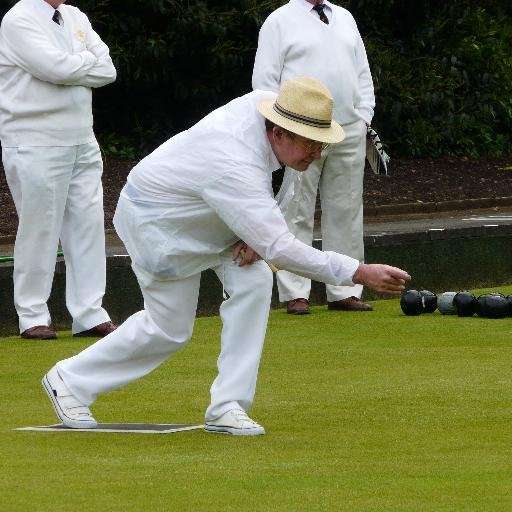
[258, 76, 345, 144]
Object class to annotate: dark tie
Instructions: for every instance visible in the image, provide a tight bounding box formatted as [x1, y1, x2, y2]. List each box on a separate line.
[312, 4, 329, 24]
[272, 166, 285, 197]
[52, 10, 60, 25]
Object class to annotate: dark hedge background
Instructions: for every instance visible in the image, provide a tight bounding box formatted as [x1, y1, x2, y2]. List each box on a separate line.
[1, 0, 511, 158]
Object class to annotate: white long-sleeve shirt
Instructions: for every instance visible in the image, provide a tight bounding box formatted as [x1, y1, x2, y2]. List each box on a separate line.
[114, 90, 360, 284]
[252, 0, 375, 125]
[0, 0, 116, 147]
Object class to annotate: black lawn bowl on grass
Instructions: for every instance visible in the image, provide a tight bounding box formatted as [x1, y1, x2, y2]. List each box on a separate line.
[453, 291, 478, 317]
[476, 293, 510, 319]
[401, 288, 512, 320]
[420, 290, 437, 313]
[400, 289, 438, 316]
[400, 289, 423, 315]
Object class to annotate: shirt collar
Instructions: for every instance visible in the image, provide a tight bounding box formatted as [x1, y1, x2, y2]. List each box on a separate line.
[294, 0, 333, 15]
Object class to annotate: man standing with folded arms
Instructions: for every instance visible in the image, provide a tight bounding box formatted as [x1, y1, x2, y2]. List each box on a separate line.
[41, 77, 410, 436]
[0, 0, 117, 339]
[253, 0, 376, 315]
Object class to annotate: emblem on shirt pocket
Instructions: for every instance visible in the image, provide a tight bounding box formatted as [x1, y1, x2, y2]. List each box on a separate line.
[74, 30, 86, 44]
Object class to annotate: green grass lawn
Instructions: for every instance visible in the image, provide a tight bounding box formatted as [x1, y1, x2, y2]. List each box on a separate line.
[1, 286, 512, 511]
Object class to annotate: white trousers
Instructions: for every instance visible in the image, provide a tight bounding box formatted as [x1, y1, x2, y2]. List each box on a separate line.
[2, 143, 110, 333]
[56, 252, 273, 421]
[276, 119, 367, 302]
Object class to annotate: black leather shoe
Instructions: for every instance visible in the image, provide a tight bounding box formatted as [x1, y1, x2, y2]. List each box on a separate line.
[21, 325, 57, 340]
[287, 298, 310, 315]
[327, 297, 373, 311]
[74, 321, 117, 338]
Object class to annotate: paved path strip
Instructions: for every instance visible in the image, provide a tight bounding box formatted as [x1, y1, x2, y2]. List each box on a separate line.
[2, 199, 512, 258]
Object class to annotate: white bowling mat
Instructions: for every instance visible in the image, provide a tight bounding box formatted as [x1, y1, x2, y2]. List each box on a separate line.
[16, 423, 203, 434]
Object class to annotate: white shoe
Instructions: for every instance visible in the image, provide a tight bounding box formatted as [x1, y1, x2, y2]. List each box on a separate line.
[204, 409, 265, 436]
[42, 366, 97, 429]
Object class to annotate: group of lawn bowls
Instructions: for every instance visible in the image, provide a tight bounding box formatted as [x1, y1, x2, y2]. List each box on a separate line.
[400, 289, 512, 318]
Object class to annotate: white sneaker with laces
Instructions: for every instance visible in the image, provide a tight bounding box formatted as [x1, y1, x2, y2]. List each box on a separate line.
[42, 366, 97, 429]
[204, 408, 265, 436]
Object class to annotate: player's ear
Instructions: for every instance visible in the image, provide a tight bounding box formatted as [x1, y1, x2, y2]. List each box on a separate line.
[272, 126, 286, 142]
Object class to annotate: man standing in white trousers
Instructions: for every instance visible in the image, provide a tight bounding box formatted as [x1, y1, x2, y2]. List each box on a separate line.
[253, 0, 376, 315]
[42, 77, 410, 436]
[0, 0, 117, 339]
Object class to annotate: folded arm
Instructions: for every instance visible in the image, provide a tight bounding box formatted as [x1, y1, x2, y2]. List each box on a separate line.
[80, 18, 116, 87]
[1, 13, 115, 87]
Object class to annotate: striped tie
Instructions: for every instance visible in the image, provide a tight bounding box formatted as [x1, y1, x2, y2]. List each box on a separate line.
[312, 4, 329, 24]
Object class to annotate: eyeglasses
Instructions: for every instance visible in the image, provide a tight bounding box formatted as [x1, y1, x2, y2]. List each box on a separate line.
[288, 133, 329, 153]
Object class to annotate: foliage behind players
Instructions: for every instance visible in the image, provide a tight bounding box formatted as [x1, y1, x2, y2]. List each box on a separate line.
[2, 0, 509, 158]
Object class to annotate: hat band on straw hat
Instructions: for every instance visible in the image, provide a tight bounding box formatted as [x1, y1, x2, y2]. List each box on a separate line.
[257, 76, 345, 143]
[273, 102, 331, 129]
